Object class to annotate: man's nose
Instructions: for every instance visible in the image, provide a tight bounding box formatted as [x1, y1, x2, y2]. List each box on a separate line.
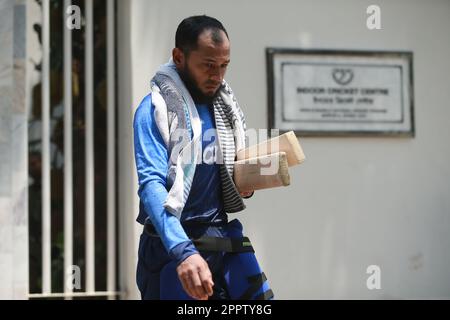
[209, 67, 223, 82]
[210, 72, 223, 83]
[210, 76, 221, 83]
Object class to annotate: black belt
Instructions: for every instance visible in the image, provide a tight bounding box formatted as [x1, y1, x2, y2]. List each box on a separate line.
[144, 223, 255, 254]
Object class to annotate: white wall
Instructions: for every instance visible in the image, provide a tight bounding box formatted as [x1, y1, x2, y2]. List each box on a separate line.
[117, 0, 141, 300]
[0, 0, 29, 300]
[120, 0, 450, 299]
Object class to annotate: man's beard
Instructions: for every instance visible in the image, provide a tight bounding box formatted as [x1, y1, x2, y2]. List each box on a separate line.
[178, 64, 217, 105]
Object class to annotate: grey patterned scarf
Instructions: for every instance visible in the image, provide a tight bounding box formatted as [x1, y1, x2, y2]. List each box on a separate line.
[150, 59, 247, 218]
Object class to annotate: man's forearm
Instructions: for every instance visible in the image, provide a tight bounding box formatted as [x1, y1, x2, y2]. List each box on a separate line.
[140, 180, 199, 263]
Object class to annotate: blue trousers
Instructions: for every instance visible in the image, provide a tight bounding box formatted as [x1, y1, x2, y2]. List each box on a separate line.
[136, 219, 273, 300]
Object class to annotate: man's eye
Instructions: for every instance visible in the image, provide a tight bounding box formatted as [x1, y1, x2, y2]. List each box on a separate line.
[205, 63, 214, 68]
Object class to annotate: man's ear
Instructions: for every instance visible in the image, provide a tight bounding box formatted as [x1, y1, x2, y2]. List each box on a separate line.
[172, 48, 185, 68]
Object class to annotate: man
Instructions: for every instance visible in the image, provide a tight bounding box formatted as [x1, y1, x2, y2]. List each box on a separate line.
[134, 15, 273, 300]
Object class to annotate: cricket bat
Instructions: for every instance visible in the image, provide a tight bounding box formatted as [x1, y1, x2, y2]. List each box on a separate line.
[233, 131, 305, 193]
[234, 152, 290, 193]
[236, 131, 305, 166]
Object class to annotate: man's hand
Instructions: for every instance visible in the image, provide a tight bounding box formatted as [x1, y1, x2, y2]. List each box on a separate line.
[176, 253, 214, 300]
[240, 190, 254, 198]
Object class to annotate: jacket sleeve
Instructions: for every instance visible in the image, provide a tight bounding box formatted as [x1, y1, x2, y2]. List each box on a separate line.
[133, 93, 199, 265]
